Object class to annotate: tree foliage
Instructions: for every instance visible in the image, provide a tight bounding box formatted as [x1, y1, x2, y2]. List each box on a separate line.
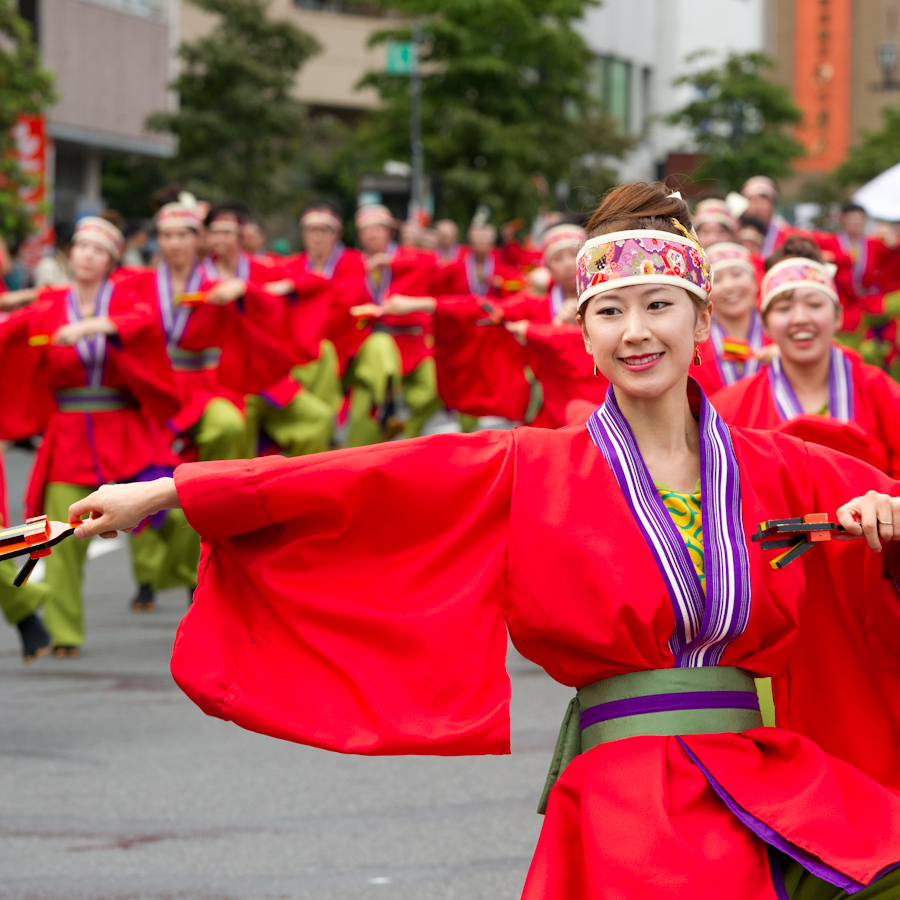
[148, 0, 321, 213]
[350, 0, 631, 225]
[0, 0, 55, 243]
[668, 52, 803, 191]
[837, 105, 900, 186]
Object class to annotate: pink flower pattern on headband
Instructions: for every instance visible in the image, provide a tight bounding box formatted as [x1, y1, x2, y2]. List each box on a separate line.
[760, 259, 837, 311]
[577, 235, 712, 301]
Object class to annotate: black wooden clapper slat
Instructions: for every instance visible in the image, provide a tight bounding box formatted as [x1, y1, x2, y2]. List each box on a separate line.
[0, 517, 77, 586]
[751, 514, 854, 570]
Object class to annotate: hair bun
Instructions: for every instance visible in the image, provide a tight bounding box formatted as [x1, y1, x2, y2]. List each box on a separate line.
[586, 182, 694, 240]
[765, 234, 823, 270]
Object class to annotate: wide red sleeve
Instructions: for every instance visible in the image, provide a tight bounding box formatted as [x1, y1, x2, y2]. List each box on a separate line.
[0, 305, 54, 439]
[772, 437, 900, 788]
[171, 431, 514, 756]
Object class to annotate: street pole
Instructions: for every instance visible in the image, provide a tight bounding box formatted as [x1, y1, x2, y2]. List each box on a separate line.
[409, 24, 424, 222]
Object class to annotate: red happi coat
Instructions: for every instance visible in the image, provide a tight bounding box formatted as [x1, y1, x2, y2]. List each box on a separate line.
[432, 248, 524, 298]
[130, 266, 247, 436]
[170, 417, 900, 899]
[204, 253, 295, 397]
[316, 247, 367, 376]
[336, 246, 437, 376]
[0, 284, 180, 518]
[432, 295, 531, 421]
[711, 348, 900, 477]
[521, 323, 609, 428]
[0, 308, 55, 440]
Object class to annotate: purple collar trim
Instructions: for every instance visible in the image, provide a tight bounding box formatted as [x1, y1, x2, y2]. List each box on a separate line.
[465, 251, 495, 296]
[67, 280, 114, 387]
[202, 251, 250, 282]
[366, 241, 397, 305]
[586, 381, 751, 667]
[580, 690, 759, 730]
[767, 345, 854, 422]
[306, 242, 345, 279]
[710, 314, 764, 385]
[157, 262, 202, 349]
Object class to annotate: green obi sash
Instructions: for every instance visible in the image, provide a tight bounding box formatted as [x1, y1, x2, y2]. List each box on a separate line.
[168, 347, 222, 372]
[537, 667, 762, 814]
[56, 387, 137, 413]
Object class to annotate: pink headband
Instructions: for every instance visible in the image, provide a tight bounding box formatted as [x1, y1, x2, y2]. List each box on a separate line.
[760, 257, 838, 312]
[73, 217, 124, 261]
[576, 228, 712, 313]
[468, 224, 497, 243]
[156, 202, 201, 232]
[355, 205, 395, 230]
[208, 212, 241, 233]
[742, 176, 778, 202]
[541, 224, 585, 264]
[694, 199, 738, 234]
[706, 242, 756, 277]
[302, 208, 342, 231]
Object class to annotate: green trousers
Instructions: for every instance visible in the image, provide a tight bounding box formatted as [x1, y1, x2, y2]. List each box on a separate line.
[784, 856, 900, 898]
[244, 340, 340, 458]
[190, 397, 245, 462]
[0, 557, 49, 625]
[345, 333, 442, 447]
[129, 509, 200, 591]
[43, 483, 93, 647]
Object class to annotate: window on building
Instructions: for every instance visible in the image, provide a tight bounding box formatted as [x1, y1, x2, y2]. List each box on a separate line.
[591, 56, 632, 134]
[292, 0, 384, 12]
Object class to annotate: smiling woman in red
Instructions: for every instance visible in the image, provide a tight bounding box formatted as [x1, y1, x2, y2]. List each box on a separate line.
[712, 237, 900, 477]
[65, 185, 900, 899]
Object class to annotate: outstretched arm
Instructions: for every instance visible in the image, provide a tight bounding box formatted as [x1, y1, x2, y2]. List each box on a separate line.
[68, 478, 180, 539]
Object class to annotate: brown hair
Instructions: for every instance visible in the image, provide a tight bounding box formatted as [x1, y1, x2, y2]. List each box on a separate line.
[584, 182, 708, 312]
[764, 235, 823, 271]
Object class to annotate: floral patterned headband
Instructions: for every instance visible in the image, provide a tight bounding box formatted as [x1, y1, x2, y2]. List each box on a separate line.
[706, 242, 756, 277]
[760, 257, 838, 312]
[576, 226, 713, 313]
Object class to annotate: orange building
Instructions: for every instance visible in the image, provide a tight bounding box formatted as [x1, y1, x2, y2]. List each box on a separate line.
[767, 0, 900, 172]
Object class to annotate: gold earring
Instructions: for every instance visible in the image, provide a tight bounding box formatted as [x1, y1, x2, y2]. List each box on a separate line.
[693, 344, 702, 366]
[593, 363, 599, 377]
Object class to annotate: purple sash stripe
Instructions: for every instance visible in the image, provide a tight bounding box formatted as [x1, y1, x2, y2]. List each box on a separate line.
[68, 280, 114, 387]
[587, 381, 751, 667]
[157, 262, 203, 349]
[768, 345, 853, 423]
[579, 690, 760, 730]
[307, 242, 345, 279]
[710, 314, 764, 385]
[677, 738, 894, 894]
[549, 285, 566, 318]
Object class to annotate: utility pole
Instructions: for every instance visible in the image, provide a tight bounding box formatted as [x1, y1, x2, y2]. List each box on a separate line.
[408, 24, 424, 222]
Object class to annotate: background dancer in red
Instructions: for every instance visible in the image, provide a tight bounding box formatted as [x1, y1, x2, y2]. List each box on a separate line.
[66, 184, 900, 899]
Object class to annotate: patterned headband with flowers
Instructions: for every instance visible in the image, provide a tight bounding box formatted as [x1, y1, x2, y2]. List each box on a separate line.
[760, 257, 838, 312]
[705, 242, 757, 278]
[576, 228, 713, 313]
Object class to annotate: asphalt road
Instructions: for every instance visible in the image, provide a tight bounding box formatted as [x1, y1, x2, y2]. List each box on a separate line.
[0, 444, 572, 900]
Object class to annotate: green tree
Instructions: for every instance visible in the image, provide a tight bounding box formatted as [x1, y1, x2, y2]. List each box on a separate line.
[148, 0, 320, 213]
[668, 51, 803, 191]
[349, 0, 631, 225]
[837, 105, 900, 186]
[0, 0, 55, 244]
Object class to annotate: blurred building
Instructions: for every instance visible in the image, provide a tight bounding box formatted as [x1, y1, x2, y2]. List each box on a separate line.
[22, 0, 174, 225]
[765, 0, 900, 174]
[178, 0, 385, 118]
[577, 0, 767, 184]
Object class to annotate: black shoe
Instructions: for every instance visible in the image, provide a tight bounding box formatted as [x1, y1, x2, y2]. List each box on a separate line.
[130, 584, 156, 613]
[17, 613, 52, 664]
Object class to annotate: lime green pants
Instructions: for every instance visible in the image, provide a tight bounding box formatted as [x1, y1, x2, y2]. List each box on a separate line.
[43, 483, 93, 647]
[244, 340, 339, 458]
[784, 856, 900, 898]
[0, 557, 49, 625]
[345, 333, 441, 446]
[129, 509, 200, 590]
[190, 397, 245, 462]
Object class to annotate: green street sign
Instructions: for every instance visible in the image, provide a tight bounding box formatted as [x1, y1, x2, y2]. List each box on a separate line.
[386, 41, 415, 75]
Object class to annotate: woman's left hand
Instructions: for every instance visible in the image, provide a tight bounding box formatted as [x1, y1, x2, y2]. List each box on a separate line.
[52, 317, 115, 345]
[837, 491, 900, 552]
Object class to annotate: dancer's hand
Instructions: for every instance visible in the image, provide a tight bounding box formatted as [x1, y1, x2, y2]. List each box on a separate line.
[837, 491, 900, 552]
[68, 479, 180, 540]
[53, 317, 117, 345]
[262, 279, 296, 296]
[206, 278, 246, 305]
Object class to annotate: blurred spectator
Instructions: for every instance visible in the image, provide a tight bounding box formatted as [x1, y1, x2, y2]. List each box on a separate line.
[33, 223, 73, 287]
[435, 219, 460, 262]
[242, 221, 268, 257]
[122, 220, 150, 267]
[738, 216, 767, 256]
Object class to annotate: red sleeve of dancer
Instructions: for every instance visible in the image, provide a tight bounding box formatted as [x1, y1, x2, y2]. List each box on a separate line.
[171, 432, 514, 756]
[0, 303, 54, 440]
[766, 435, 900, 788]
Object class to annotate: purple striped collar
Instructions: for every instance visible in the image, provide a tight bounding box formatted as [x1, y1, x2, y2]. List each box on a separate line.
[767, 344, 854, 422]
[365, 241, 398, 305]
[465, 251, 495, 296]
[157, 262, 203, 349]
[202, 251, 250, 282]
[306, 242, 345, 279]
[710, 313, 764, 385]
[586, 380, 752, 667]
[67, 280, 114, 387]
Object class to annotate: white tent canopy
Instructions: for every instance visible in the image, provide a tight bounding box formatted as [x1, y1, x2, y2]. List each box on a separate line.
[853, 162, 900, 222]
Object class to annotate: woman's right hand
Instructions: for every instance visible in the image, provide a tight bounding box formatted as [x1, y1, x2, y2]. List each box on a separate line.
[68, 478, 181, 540]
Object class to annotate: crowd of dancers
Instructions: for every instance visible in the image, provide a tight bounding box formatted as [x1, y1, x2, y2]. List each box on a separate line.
[2, 173, 900, 668]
